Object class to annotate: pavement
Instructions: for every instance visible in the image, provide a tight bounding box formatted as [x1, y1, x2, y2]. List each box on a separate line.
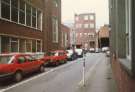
[0, 53, 117, 92]
[76, 54, 118, 92]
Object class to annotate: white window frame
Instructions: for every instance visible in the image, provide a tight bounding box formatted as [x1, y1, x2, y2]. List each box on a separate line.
[125, 0, 132, 61]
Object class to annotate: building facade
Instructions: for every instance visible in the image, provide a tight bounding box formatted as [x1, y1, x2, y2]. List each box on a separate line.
[74, 13, 96, 49]
[61, 24, 70, 49]
[109, 0, 135, 92]
[44, 0, 61, 51]
[0, 0, 44, 53]
[98, 24, 110, 48]
[0, 0, 61, 53]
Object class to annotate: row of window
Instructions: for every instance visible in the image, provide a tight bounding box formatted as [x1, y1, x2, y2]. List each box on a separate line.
[76, 33, 95, 37]
[76, 23, 95, 29]
[0, 0, 43, 30]
[0, 36, 42, 53]
[75, 15, 95, 21]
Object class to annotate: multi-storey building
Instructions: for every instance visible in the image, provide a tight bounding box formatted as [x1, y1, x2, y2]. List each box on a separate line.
[0, 0, 61, 53]
[74, 13, 96, 49]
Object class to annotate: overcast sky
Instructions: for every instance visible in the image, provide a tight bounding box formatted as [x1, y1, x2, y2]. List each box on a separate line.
[62, 0, 109, 29]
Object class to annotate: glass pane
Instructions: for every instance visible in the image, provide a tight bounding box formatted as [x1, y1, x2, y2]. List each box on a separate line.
[1, 3, 10, 20]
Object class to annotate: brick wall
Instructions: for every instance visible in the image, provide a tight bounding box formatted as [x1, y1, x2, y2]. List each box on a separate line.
[111, 57, 135, 92]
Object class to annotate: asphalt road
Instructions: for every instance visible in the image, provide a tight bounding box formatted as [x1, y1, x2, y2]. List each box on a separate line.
[0, 53, 106, 92]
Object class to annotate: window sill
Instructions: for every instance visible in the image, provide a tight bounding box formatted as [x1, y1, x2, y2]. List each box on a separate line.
[119, 58, 133, 77]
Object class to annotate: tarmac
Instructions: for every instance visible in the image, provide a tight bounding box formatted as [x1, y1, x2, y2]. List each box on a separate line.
[76, 56, 118, 92]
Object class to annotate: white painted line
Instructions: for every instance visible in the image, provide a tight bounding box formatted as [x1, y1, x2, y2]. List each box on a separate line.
[78, 58, 100, 86]
[0, 60, 77, 92]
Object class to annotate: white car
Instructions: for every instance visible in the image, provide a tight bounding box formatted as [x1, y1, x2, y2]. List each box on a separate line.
[102, 47, 109, 52]
[75, 49, 83, 57]
[89, 48, 95, 52]
[66, 50, 78, 60]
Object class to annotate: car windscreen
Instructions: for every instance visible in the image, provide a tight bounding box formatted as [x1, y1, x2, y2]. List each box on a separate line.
[0, 56, 13, 64]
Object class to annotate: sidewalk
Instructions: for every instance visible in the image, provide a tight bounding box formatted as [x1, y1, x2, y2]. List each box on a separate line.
[77, 56, 117, 92]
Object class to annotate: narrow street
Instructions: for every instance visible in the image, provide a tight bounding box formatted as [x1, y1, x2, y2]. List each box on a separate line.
[0, 53, 117, 92]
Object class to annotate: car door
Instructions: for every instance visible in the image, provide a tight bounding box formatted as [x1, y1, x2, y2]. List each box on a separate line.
[25, 55, 40, 72]
[16, 55, 30, 74]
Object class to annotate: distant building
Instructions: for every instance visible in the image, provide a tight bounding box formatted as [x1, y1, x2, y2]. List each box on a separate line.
[74, 13, 97, 49]
[98, 25, 110, 48]
[61, 24, 70, 49]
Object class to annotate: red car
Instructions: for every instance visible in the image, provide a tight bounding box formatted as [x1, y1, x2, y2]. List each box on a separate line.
[0, 53, 45, 82]
[44, 50, 67, 66]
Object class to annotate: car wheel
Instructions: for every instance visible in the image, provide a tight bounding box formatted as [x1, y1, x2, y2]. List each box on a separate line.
[14, 71, 22, 82]
[39, 65, 45, 73]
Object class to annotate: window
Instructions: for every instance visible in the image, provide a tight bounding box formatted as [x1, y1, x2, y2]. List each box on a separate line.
[52, 17, 59, 43]
[37, 40, 41, 52]
[26, 4, 31, 26]
[37, 10, 42, 30]
[54, 0, 58, 7]
[90, 15, 94, 20]
[32, 7, 36, 28]
[1, 0, 10, 20]
[18, 56, 26, 64]
[84, 15, 88, 20]
[84, 24, 89, 29]
[90, 23, 95, 29]
[11, 0, 18, 22]
[26, 40, 32, 52]
[19, 0, 25, 24]
[11, 38, 19, 52]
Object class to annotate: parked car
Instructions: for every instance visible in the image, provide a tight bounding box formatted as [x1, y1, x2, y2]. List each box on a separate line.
[89, 48, 95, 53]
[106, 51, 110, 57]
[28, 52, 48, 66]
[95, 48, 100, 53]
[43, 50, 67, 66]
[0, 53, 45, 82]
[66, 50, 78, 61]
[75, 49, 83, 58]
[102, 47, 109, 52]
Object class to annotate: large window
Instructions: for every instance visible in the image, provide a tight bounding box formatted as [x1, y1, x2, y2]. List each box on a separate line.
[52, 17, 59, 43]
[1, 0, 10, 20]
[11, 0, 18, 22]
[26, 4, 31, 26]
[0, 0, 43, 30]
[19, 0, 25, 24]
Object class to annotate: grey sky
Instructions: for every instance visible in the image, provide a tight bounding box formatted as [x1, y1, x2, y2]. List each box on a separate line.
[62, 0, 109, 29]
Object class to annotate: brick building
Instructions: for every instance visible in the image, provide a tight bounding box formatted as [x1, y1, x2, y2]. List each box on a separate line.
[44, 0, 61, 51]
[74, 13, 97, 49]
[98, 24, 110, 48]
[109, 0, 135, 92]
[61, 24, 70, 49]
[0, 0, 61, 53]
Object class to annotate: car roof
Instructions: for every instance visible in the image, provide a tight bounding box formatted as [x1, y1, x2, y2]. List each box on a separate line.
[0, 53, 30, 57]
[51, 50, 65, 53]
